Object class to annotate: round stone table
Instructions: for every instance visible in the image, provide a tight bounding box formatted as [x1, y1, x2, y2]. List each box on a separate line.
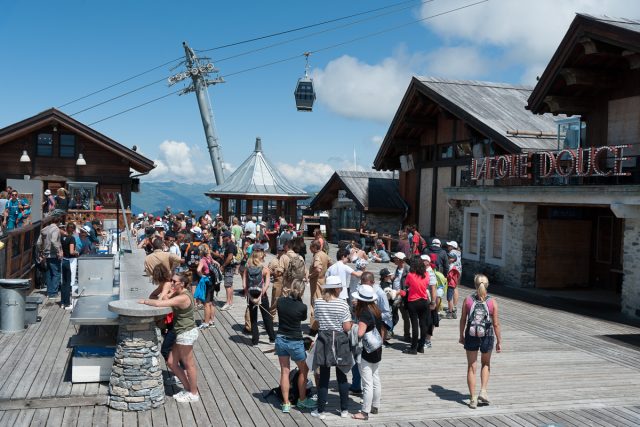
[107, 300, 171, 411]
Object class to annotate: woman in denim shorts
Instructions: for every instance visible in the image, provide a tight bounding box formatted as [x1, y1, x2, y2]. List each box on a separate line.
[458, 274, 502, 409]
[274, 279, 316, 413]
[140, 272, 200, 403]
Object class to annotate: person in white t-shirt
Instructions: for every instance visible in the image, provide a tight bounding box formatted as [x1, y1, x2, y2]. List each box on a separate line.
[326, 248, 362, 300]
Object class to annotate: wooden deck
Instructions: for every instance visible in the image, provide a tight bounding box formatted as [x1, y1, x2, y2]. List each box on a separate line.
[0, 244, 639, 426]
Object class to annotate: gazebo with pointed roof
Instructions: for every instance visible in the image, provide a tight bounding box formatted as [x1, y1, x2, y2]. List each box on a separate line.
[205, 137, 308, 223]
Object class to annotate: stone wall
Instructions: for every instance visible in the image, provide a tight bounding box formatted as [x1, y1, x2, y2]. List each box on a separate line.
[448, 200, 538, 288]
[366, 213, 403, 238]
[622, 217, 640, 319]
[109, 318, 164, 411]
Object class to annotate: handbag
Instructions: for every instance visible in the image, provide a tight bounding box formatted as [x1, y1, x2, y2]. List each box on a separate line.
[363, 327, 383, 353]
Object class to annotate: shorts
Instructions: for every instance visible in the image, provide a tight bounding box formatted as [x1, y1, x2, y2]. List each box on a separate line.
[446, 286, 455, 302]
[224, 268, 234, 288]
[464, 334, 494, 353]
[176, 327, 199, 346]
[204, 281, 216, 303]
[274, 335, 306, 362]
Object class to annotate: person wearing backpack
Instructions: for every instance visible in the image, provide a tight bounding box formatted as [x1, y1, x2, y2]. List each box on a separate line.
[280, 241, 307, 298]
[243, 249, 275, 346]
[196, 244, 220, 330]
[459, 274, 502, 409]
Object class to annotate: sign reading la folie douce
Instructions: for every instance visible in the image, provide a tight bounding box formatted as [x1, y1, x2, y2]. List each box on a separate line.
[471, 145, 630, 181]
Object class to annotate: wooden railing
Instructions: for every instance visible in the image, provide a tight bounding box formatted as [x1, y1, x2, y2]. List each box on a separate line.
[0, 217, 53, 287]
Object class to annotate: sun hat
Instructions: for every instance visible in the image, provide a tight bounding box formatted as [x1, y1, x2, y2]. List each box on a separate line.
[392, 252, 406, 260]
[190, 226, 202, 234]
[446, 240, 459, 249]
[355, 258, 368, 270]
[324, 276, 342, 289]
[352, 285, 376, 302]
[81, 225, 91, 234]
[431, 238, 441, 246]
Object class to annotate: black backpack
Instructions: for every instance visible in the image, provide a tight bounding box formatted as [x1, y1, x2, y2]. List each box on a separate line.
[185, 243, 201, 270]
[246, 266, 264, 301]
[263, 368, 312, 404]
[208, 263, 222, 293]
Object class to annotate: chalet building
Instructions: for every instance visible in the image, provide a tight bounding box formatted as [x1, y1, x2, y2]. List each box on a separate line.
[0, 108, 154, 209]
[375, 14, 640, 319]
[310, 171, 406, 243]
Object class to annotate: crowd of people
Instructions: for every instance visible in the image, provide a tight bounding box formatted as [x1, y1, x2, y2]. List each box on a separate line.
[134, 209, 502, 417]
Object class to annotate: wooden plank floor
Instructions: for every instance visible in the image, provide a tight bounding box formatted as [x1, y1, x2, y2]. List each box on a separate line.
[1, 244, 640, 426]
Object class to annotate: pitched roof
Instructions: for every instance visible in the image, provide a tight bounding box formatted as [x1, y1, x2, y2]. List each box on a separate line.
[374, 77, 560, 169]
[205, 138, 308, 199]
[527, 13, 640, 114]
[0, 108, 155, 173]
[310, 170, 407, 213]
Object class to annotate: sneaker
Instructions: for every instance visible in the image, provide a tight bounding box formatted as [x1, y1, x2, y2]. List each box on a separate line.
[349, 389, 363, 396]
[174, 391, 199, 403]
[208, 320, 216, 328]
[425, 341, 432, 349]
[296, 398, 317, 410]
[310, 394, 318, 402]
[220, 304, 232, 311]
[402, 348, 417, 355]
[198, 323, 209, 330]
[445, 312, 453, 319]
[310, 410, 326, 420]
[281, 403, 291, 413]
[469, 397, 477, 409]
[64, 305, 73, 311]
[452, 309, 458, 319]
[478, 390, 490, 405]
[172, 390, 187, 399]
[370, 407, 379, 414]
[340, 410, 349, 418]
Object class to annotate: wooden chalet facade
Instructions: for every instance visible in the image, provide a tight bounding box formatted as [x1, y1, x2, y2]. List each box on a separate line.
[0, 108, 155, 209]
[375, 14, 640, 319]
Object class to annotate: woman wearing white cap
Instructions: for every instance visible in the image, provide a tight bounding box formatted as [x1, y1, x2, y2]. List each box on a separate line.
[310, 276, 353, 420]
[351, 284, 383, 421]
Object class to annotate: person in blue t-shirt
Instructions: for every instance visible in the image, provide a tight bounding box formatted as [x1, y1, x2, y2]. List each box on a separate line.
[4, 190, 24, 230]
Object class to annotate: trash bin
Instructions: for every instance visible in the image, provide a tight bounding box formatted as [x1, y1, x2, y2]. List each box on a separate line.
[0, 279, 30, 333]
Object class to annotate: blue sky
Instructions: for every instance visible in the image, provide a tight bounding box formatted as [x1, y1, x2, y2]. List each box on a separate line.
[1, 0, 636, 187]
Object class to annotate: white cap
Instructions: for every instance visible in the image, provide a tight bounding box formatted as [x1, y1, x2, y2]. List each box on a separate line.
[44, 189, 51, 196]
[432, 238, 441, 246]
[81, 225, 91, 234]
[420, 254, 430, 261]
[392, 252, 406, 260]
[324, 276, 343, 289]
[247, 233, 256, 240]
[154, 221, 164, 228]
[190, 226, 202, 234]
[137, 213, 144, 219]
[446, 240, 459, 249]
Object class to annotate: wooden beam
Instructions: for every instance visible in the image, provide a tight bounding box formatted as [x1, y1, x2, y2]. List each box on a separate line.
[543, 96, 596, 114]
[622, 50, 640, 70]
[559, 68, 619, 88]
[579, 37, 623, 56]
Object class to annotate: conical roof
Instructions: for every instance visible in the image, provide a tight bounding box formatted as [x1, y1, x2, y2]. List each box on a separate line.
[205, 138, 308, 199]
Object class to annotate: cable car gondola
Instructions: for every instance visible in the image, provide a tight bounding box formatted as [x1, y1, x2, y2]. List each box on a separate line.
[294, 53, 316, 112]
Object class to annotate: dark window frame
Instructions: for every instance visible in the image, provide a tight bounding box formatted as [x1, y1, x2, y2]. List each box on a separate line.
[59, 134, 76, 158]
[36, 133, 53, 157]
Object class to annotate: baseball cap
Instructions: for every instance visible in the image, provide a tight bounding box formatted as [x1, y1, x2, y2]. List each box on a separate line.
[190, 226, 202, 234]
[44, 189, 51, 196]
[392, 252, 406, 260]
[154, 221, 164, 228]
[81, 225, 91, 234]
[247, 233, 256, 240]
[432, 238, 441, 246]
[137, 213, 144, 219]
[380, 268, 392, 278]
[446, 240, 459, 249]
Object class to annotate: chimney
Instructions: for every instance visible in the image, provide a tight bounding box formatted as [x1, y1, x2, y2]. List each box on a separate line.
[254, 137, 262, 152]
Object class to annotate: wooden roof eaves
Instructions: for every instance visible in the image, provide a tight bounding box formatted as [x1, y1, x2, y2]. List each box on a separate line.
[527, 14, 640, 114]
[0, 108, 155, 172]
[413, 82, 522, 154]
[373, 77, 422, 170]
[309, 172, 366, 212]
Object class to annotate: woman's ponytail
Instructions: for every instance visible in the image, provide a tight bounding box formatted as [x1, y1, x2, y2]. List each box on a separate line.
[474, 273, 489, 301]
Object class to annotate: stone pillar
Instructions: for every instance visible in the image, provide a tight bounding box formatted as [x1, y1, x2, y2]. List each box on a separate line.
[108, 300, 171, 411]
[109, 316, 164, 411]
[622, 217, 640, 319]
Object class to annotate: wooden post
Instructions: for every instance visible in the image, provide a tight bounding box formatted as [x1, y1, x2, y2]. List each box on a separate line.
[246, 199, 253, 217]
[220, 199, 229, 222]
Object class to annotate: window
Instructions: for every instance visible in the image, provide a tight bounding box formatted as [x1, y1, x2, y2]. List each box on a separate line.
[36, 133, 53, 156]
[463, 208, 481, 261]
[486, 213, 506, 266]
[59, 134, 76, 158]
[440, 145, 454, 159]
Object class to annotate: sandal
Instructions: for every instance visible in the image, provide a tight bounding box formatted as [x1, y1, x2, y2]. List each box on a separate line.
[352, 412, 369, 421]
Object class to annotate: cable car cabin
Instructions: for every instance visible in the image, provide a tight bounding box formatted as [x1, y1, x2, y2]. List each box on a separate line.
[294, 77, 316, 111]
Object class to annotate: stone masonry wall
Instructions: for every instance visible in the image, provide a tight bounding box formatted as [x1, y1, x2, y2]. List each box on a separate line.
[622, 217, 640, 319]
[109, 318, 164, 411]
[366, 213, 403, 238]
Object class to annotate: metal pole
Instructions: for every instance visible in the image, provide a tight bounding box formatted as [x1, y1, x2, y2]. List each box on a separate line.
[183, 42, 225, 185]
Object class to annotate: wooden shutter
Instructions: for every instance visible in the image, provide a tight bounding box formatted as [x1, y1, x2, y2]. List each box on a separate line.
[492, 214, 504, 259]
[468, 213, 479, 255]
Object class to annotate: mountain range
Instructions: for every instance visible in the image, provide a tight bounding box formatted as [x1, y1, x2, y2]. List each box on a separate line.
[132, 181, 321, 216]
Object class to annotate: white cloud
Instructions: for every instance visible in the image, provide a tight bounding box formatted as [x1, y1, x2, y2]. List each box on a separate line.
[421, 0, 640, 84]
[425, 46, 491, 79]
[146, 140, 214, 183]
[371, 135, 384, 147]
[313, 50, 423, 122]
[277, 160, 335, 187]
